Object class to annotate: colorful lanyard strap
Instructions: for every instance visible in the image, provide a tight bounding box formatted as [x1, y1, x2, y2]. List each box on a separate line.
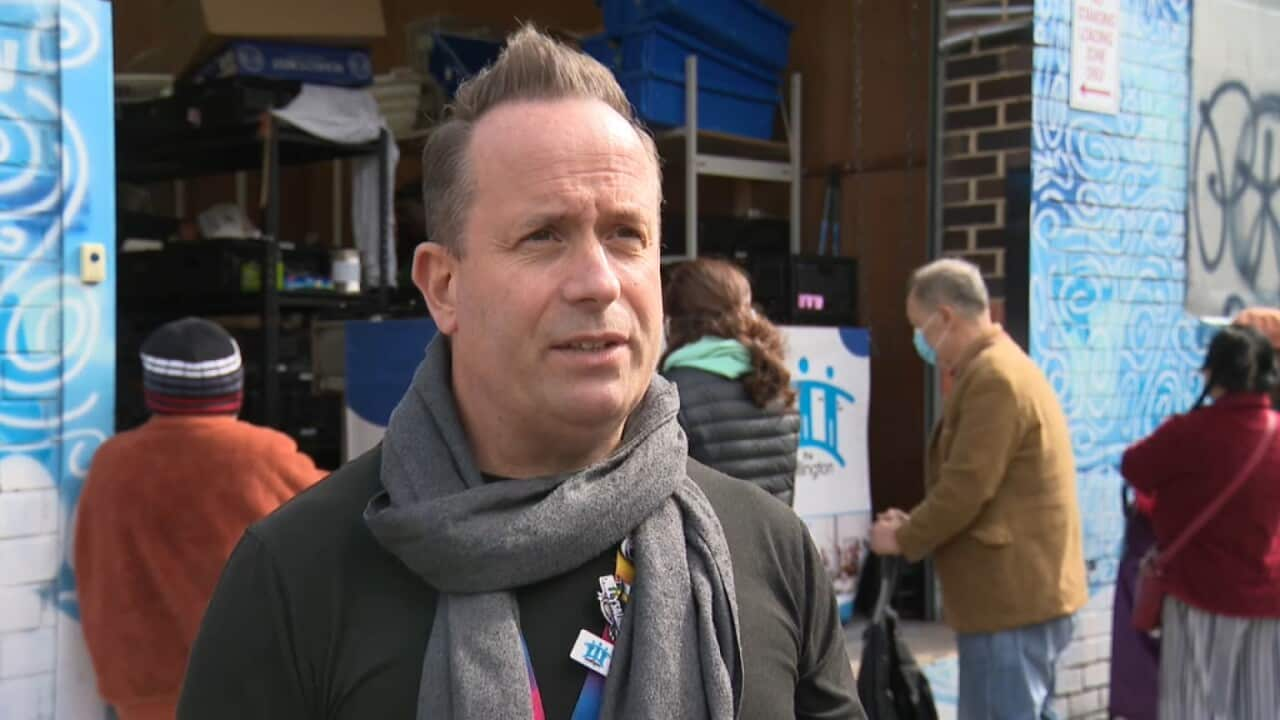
[526, 541, 635, 720]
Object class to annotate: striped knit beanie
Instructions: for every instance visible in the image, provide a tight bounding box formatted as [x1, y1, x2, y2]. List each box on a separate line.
[140, 317, 244, 415]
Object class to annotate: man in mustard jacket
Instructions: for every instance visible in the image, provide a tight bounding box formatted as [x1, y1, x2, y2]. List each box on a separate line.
[870, 258, 1087, 720]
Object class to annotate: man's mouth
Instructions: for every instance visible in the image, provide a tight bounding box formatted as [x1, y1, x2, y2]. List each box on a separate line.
[553, 333, 628, 354]
[562, 341, 617, 351]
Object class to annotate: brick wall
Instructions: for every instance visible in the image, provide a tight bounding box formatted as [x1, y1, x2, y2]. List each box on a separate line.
[1030, 0, 1197, 718]
[1052, 588, 1115, 719]
[941, 0, 1034, 292]
[0, 1, 117, 718]
[0, 4, 64, 711]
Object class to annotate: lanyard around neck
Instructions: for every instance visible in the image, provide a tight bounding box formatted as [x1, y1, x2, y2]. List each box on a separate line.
[526, 545, 634, 720]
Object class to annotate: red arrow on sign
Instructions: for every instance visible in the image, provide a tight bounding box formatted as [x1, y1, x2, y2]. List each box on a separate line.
[1080, 84, 1112, 98]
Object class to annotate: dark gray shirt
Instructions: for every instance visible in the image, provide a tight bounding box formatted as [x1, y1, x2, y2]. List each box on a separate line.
[178, 448, 863, 719]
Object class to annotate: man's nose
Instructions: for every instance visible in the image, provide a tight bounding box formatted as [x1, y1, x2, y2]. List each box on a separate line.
[562, 237, 623, 306]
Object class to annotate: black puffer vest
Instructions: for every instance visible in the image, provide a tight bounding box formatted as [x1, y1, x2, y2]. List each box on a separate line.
[663, 367, 800, 505]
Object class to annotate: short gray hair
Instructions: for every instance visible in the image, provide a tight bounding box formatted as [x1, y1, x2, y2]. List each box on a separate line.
[420, 25, 661, 255]
[908, 258, 989, 316]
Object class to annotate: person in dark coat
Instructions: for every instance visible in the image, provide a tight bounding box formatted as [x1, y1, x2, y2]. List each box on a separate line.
[661, 257, 800, 505]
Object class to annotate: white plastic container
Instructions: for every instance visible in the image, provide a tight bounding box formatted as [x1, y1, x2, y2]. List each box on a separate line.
[332, 248, 362, 294]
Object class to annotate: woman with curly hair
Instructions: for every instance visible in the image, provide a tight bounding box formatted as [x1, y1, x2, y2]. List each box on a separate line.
[661, 257, 800, 505]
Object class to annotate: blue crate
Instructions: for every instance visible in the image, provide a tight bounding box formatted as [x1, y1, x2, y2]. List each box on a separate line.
[616, 70, 777, 139]
[581, 34, 615, 66]
[190, 41, 374, 87]
[598, 0, 792, 73]
[428, 33, 503, 97]
[582, 22, 780, 101]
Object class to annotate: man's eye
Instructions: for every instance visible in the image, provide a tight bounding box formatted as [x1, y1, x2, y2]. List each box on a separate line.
[525, 228, 556, 243]
[614, 226, 645, 243]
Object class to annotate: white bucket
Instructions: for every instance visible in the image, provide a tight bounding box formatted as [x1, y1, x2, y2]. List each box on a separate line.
[332, 249, 361, 294]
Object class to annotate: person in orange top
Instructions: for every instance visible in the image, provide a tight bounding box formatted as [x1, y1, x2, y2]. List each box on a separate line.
[1234, 307, 1280, 409]
[1234, 307, 1280, 350]
[73, 317, 325, 720]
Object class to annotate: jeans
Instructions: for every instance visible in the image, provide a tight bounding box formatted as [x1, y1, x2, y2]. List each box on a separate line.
[956, 614, 1076, 720]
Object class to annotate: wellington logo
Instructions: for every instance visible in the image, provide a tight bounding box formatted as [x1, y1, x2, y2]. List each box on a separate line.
[794, 356, 855, 467]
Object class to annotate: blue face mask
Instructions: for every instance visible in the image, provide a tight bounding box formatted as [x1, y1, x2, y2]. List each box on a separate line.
[913, 328, 938, 366]
[913, 313, 947, 366]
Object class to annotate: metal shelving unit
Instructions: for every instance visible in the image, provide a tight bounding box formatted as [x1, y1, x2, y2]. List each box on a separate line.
[661, 55, 803, 262]
[258, 116, 391, 426]
[117, 113, 391, 430]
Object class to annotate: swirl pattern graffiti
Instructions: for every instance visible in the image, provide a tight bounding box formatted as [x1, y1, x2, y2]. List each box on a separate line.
[1033, 0, 1199, 590]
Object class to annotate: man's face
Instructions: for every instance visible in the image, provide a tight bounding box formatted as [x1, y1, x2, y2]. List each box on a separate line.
[418, 98, 663, 447]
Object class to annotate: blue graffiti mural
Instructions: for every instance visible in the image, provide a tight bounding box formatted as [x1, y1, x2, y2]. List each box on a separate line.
[0, 0, 115, 716]
[1033, 0, 1199, 591]
[793, 356, 855, 467]
[1189, 81, 1280, 315]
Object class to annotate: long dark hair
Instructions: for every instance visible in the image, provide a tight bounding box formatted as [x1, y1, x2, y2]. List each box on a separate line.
[1193, 324, 1280, 409]
[662, 258, 796, 410]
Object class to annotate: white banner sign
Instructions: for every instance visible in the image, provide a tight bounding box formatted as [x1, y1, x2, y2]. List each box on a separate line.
[783, 326, 872, 620]
[1070, 0, 1121, 115]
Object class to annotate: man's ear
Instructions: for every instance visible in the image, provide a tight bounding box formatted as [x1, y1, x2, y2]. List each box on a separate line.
[937, 304, 955, 326]
[412, 242, 459, 335]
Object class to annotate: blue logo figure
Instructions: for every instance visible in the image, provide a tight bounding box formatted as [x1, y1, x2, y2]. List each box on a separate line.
[583, 639, 612, 670]
[794, 357, 855, 467]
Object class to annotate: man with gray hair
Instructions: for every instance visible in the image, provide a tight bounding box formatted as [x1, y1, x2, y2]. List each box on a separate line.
[178, 26, 863, 720]
[870, 258, 1086, 719]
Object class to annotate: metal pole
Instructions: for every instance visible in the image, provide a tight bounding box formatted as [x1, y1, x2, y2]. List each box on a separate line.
[922, 0, 945, 623]
[331, 160, 343, 248]
[926, 4, 944, 267]
[789, 72, 803, 254]
[685, 54, 698, 260]
[378, 128, 390, 309]
[946, 4, 1032, 17]
[940, 18, 1034, 51]
[264, 116, 281, 429]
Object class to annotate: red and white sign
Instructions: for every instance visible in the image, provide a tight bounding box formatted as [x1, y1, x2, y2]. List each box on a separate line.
[1070, 0, 1121, 115]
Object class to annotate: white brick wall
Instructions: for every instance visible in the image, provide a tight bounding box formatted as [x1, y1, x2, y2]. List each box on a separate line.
[0, 490, 57, 539]
[1056, 587, 1116, 718]
[0, 495, 60, 718]
[1058, 666, 1084, 694]
[0, 587, 45, 634]
[1068, 688, 1106, 716]
[1084, 661, 1110, 689]
[0, 672, 54, 720]
[0, 627, 55, 678]
[0, 536, 58, 586]
[1077, 609, 1111, 640]
[0, 452, 56, 491]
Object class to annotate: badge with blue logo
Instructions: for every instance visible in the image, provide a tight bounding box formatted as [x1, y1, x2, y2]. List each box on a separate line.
[569, 629, 614, 676]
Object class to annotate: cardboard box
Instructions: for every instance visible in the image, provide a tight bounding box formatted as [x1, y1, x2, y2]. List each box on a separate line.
[128, 0, 385, 75]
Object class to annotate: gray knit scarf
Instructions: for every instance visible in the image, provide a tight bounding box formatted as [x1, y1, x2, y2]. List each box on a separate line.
[364, 336, 743, 719]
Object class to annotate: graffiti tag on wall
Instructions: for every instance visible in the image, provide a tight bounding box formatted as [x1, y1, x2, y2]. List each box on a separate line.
[1188, 82, 1280, 315]
[1185, 0, 1280, 316]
